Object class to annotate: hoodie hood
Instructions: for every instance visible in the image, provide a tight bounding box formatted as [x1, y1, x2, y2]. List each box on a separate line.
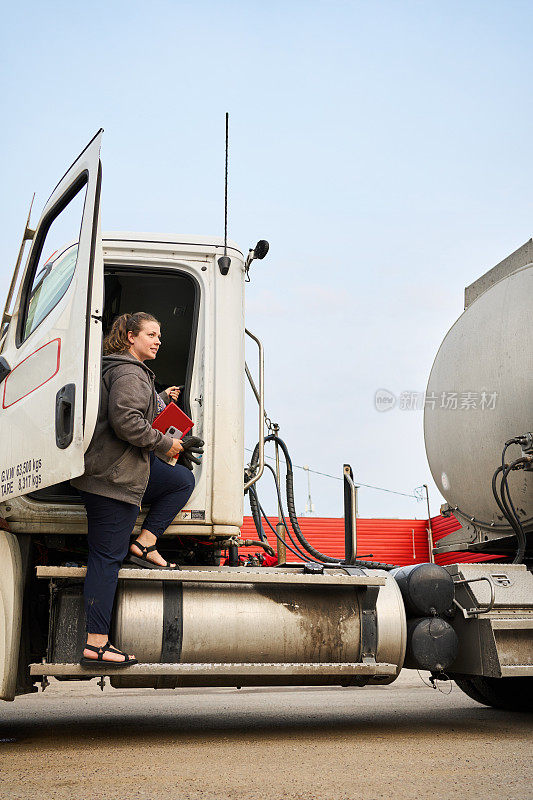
[101, 352, 156, 381]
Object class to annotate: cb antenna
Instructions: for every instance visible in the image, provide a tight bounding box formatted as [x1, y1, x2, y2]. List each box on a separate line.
[218, 112, 231, 276]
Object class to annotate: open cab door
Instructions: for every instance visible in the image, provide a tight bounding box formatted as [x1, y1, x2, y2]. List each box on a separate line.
[0, 131, 104, 502]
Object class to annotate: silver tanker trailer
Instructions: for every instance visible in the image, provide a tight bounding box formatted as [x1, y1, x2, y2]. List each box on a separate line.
[0, 132, 531, 712]
[423, 241, 533, 709]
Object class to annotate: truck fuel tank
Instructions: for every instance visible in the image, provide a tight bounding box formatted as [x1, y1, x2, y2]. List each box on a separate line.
[108, 568, 407, 689]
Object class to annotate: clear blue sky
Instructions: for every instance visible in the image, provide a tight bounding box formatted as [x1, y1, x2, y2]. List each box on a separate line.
[1, 1, 532, 519]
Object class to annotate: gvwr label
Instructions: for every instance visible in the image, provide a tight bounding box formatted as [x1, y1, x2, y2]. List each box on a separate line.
[1, 458, 43, 496]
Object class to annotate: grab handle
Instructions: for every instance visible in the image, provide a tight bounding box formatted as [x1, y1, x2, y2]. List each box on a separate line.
[453, 576, 496, 618]
[244, 329, 264, 491]
[55, 384, 76, 449]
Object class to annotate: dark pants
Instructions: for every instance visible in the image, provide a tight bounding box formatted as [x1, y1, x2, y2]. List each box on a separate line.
[80, 453, 195, 634]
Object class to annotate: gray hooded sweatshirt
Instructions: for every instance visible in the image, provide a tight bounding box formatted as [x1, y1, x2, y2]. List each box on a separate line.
[71, 353, 174, 505]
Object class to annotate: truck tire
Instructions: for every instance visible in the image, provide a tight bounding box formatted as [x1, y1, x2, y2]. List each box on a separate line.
[454, 675, 533, 712]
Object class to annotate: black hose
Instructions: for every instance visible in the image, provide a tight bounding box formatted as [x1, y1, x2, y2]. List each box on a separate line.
[493, 465, 524, 557]
[502, 458, 528, 564]
[251, 478, 332, 564]
[256, 494, 325, 564]
[244, 538, 275, 556]
[248, 434, 398, 570]
[491, 456, 528, 564]
[249, 437, 339, 564]
[261, 465, 332, 563]
[492, 466, 511, 525]
[248, 481, 268, 544]
[493, 453, 527, 563]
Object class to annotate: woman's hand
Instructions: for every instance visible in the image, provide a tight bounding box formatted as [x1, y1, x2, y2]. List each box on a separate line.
[164, 385, 181, 402]
[165, 438, 184, 457]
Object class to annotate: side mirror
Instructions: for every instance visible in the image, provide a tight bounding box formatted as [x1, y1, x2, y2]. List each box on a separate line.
[244, 239, 270, 278]
[253, 240, 269, 260]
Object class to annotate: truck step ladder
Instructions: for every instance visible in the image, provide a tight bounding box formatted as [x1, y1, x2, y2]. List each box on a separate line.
[32, 565, 392, 683]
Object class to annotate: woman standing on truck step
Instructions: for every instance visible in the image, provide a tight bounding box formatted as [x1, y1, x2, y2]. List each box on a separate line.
[70, 312, 196, 667]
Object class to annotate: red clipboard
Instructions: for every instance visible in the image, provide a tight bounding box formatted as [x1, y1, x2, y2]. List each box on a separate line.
[152, 402, 194, 439]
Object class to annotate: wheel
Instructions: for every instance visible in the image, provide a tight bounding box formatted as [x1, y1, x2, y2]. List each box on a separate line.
[454, 675, 533, 712]
[453, 676, 493, 706]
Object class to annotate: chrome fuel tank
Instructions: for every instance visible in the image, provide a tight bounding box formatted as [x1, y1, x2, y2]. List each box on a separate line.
[111, 570, 406, 688]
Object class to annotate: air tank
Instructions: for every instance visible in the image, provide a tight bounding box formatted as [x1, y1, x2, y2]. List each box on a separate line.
[391, 563, 455, 617]
[404, 617, 458, 672]
[424, 260, 533, 533]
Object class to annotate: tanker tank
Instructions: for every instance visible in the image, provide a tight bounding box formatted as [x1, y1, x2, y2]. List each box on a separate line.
[424, 240, 533, 558]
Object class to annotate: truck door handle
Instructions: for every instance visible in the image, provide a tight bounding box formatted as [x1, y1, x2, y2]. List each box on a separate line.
[55, 384, 76, 449]
[0, 356, 11, 385]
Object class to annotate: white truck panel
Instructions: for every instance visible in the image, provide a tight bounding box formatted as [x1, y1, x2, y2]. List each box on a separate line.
[0, 132, 103, 503]
[0, 532, 23, 701]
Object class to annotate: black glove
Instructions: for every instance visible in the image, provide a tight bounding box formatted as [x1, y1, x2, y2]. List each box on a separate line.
[178, 435, 204, 471]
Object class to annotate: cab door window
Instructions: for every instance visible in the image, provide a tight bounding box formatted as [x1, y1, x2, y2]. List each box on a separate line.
[19, 177, 87, 344]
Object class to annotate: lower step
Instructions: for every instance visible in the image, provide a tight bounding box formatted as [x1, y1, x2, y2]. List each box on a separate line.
[30, 661, 396, 678]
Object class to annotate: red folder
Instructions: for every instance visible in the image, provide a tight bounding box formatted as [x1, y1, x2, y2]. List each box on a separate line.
[152, 402, 194, 439]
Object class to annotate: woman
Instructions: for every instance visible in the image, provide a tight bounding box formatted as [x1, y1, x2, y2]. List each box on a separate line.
[71, 312, 195, 666]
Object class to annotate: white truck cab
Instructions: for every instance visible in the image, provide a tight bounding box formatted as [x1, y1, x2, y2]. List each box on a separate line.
[0, 131, 247, 541]
[0, 132, 268, 700]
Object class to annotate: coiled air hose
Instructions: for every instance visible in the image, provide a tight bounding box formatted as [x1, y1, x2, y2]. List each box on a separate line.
[251, 469, 328, 564]
[248, 434, 397, 570]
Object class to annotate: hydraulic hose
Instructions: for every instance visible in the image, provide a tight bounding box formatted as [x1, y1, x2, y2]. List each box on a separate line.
[248, 481, 268, 544]
[261, 465, 331, 564]
[502, 458, 528, 564]
[256, 492, 325, 564]
[242, 538, 275, 556]
[492, 449, 529, 564]
[249, 473, 315, 561]
[250, 481, 327, 564]
[248, 434, 397, 570]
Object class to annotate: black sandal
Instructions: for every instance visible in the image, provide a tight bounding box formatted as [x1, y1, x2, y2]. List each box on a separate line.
[127, 539, 180, 570]
[80, 641, 138, 667]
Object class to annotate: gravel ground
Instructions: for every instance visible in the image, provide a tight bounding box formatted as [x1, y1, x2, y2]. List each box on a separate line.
[0, 671, 531, 800]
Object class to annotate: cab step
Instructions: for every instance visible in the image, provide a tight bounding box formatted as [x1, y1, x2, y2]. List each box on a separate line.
[36, 566, 386, 587]
[30, 661, 397, 678]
